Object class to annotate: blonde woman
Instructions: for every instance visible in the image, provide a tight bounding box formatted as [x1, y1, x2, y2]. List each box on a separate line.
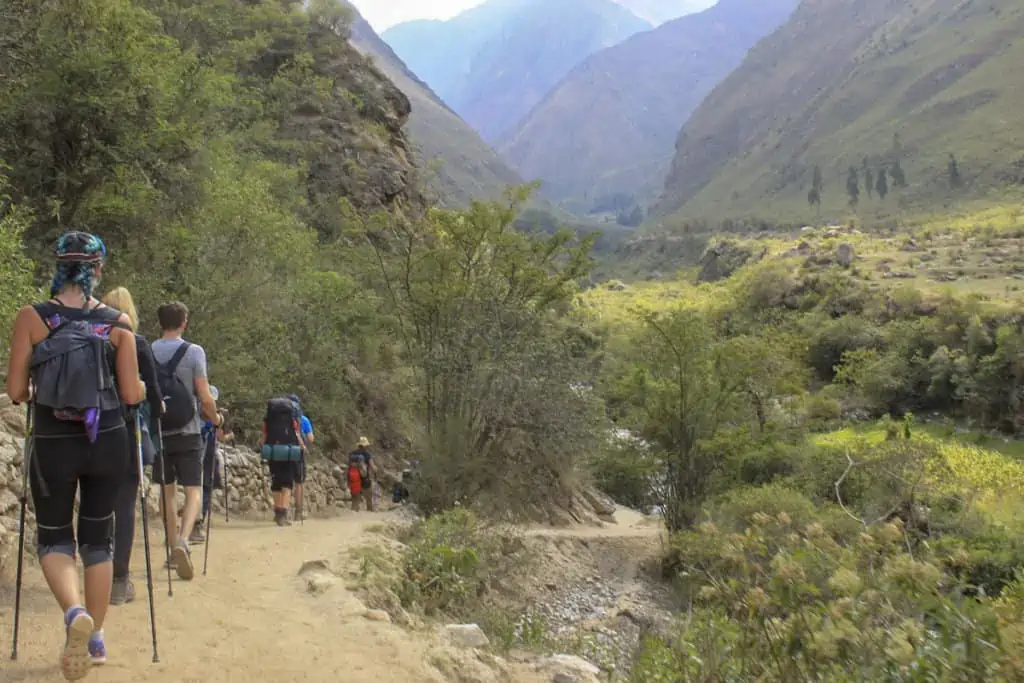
[101, 287, 163, 611]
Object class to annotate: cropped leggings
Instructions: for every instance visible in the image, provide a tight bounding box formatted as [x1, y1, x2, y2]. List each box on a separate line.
[30, 426, 130, 567]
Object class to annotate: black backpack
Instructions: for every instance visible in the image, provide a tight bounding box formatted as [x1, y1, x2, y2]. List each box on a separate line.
[264, 397, 300, 446]
[157, 342, 195, 431]
[30, 305, 126, 440]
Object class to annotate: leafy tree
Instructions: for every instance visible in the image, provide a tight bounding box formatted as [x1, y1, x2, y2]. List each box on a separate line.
[0, 169, 40, 349]
[862, 159, 874, 199]
[875, 167, 889, 200]
[618, 308, 750, 530]
[365, 187, 603, 515]
[846, 166, 860, 209]
[807, 164, 823, 212]
[0, 0, 198, 248]
[891, 160, 907, 189]
[949, 153, 963, 189]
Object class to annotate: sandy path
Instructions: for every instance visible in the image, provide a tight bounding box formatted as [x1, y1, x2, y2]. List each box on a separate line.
[1, 510, 543, 683]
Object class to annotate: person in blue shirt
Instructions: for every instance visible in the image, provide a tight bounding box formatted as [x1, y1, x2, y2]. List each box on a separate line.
[287, 394, 314, 519]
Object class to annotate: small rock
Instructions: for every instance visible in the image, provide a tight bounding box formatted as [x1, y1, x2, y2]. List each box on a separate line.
[298, 559, 332, 576]
[305, 572, 337, 595]
[363, 609, 391, 622]
[445, 623, 490, 649]
[537, 654, 601, 683]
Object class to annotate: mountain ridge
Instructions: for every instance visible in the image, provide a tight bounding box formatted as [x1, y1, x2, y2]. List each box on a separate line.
[499, 0, 798, 215]
[382, 0, 652, 143]
[342, 1, 527, 208]
[657, 0, 1024, 223]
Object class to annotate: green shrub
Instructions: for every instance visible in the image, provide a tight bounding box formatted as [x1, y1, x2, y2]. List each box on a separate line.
[396, 509, 519, 617]
[649, 514, 1009, 681]
[588, 439, 660, 512]
[708, 483, 817, 532]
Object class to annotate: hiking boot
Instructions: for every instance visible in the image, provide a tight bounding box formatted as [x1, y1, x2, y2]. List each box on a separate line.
[189, 524, 206, 544]
[110, 577, 136, 606]
[62, 606, 94, 681]
[88, 629, 107, 665]
[171, 540, 195, 581]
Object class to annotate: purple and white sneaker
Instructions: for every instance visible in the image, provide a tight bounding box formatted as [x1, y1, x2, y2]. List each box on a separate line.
[89, 628, 107, 665]
[61, 606, 94, 680]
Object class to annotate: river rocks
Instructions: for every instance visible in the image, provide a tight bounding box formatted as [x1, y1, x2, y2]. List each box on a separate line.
[445, 623, 491, 649]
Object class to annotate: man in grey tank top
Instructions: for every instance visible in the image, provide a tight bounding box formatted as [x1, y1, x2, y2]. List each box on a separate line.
[151, 301, 223, 581]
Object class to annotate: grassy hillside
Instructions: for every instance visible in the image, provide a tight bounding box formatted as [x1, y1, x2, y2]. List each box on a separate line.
[344, 2, 527, 207]
[658, 0, 1024, 226]
[383, 0, 651, 143]
[499, 0, 797, 216]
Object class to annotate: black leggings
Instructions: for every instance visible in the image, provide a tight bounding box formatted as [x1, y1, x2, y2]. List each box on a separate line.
[112, 426, 140, 578]
[31, 426, 130, 567]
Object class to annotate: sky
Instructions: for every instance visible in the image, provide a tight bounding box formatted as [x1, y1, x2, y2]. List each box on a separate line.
[350, 0, 485, 31]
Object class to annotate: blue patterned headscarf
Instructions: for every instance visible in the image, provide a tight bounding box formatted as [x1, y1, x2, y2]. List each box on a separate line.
[50, 231, 107, 298]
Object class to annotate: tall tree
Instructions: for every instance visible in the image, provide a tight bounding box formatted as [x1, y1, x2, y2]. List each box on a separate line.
[862, 158, 874, 199]
[891, 160, 907, 189]
[846, 166, 860, 209]
[807, 164, 823, 213]
[948, 153, 963, 189]
[875, 167, 888, 201]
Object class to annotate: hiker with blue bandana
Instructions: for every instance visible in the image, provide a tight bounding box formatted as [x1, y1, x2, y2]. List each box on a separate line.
[5, 231, 144, 681]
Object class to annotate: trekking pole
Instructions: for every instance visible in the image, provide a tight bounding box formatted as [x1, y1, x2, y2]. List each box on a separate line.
[202, 489, 212, 576]
[10, 402, 32, 661]
[156, 422, 173, 597]
[223, 451, 230, 524]
[135, 410, 160, 663]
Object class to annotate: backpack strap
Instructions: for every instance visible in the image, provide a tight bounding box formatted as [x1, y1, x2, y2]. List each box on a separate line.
[163, 342, 192, 374]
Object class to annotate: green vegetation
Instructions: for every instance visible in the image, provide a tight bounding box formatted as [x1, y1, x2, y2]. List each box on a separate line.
[9, 1, 1024, 680]
[579, 215, 1024, 678]
[659, 0, 1024, 224]
[0, 0, 600, 518]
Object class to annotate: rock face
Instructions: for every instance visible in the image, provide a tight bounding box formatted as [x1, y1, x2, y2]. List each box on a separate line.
[696, 240, 755, 283]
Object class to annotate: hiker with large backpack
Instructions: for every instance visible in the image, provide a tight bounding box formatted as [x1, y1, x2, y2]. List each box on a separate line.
[286, 393, 314, 521]
[102, 287, 163, 608]
[151, 301, 222, 581]
[348, 436, 376, 512]
[5, 232, 145, 680]
[258, 396, 306, 526]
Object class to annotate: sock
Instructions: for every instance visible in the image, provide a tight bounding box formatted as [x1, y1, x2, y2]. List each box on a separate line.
[91, 628, 104, 641]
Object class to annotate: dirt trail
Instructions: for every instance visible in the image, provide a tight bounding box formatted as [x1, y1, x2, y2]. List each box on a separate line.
[1, 510, 555, 683]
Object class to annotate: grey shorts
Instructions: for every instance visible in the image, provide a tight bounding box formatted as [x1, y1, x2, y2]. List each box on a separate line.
[153, 433, 203, 487]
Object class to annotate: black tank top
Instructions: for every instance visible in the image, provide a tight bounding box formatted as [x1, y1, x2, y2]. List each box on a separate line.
[31, 301, 127, 439]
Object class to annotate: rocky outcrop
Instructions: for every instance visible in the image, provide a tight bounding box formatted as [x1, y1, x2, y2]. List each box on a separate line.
[697, 240, 757, 283]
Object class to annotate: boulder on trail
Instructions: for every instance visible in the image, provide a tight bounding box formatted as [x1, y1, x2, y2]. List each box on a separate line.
[536, 654, 602, 683]
[444, 623, 490, 649]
